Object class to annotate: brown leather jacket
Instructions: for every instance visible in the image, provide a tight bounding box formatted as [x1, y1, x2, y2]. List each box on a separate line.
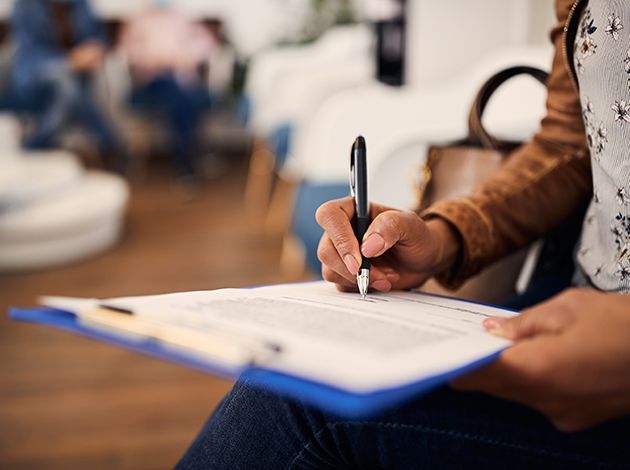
[424, 0, 592, 287]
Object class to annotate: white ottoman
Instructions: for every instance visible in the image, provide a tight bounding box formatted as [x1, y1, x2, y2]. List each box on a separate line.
[0, 171, 129, 271]
[0, 151, 83, 210]
[0, 114, 23, 157]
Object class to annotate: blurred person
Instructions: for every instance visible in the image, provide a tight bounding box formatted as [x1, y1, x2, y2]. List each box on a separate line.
[119, 0, 218, 179]
[10, 0, 127, 172]
[176, 0, 630, 468]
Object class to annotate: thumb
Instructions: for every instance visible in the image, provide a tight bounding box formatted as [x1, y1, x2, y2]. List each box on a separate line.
[361, 210, 426, 258]
[483, 304, 575, 341]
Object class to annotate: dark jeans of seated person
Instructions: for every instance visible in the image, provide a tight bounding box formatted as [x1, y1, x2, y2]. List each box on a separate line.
[22, 62, 126, 172]
[176, 379, 629, 469]
[129, 74, 211, 177]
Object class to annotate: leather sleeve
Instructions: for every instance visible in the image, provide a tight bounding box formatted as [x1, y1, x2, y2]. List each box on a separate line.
[423, 0, 592, 288]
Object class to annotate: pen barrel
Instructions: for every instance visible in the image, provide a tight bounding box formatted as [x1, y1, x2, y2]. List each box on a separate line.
[354, 215, 372, 269]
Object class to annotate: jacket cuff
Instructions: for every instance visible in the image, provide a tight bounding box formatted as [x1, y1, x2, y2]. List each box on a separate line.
[421, 198, 494, 289]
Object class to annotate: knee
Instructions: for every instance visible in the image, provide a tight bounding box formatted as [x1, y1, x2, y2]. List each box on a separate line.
[176, 380, 309, 469]
[213, 379, 293, 424]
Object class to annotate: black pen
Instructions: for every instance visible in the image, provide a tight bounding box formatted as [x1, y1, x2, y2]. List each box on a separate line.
[350, 136, 370, 299]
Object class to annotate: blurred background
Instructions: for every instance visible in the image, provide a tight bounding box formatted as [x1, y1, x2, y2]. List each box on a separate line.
[0, 0, 554, 468]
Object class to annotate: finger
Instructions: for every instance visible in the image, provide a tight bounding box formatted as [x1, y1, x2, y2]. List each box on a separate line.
[315, 198, 361, 275]
[380, 268, 401, 284]
[317, 234, 356, 283]
[318, 231, 396, 290]
[322, 264, 395, 294]
[371, 277, 392, 292]
[322, 266, 357, 292]
[364, 263, 406, 291]
[483, 296, 578, 341]
[318, 234, 392, 286]
[361, 210, 425, 258]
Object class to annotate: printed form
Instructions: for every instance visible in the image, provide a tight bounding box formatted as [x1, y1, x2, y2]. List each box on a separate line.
[75, 281, 517, 393]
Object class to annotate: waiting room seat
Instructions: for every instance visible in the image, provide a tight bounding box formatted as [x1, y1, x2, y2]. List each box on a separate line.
[242, 25, 374, 219]
[0, 150, 83, 208]
[0, 114, 23, 155]
[0, 155, 129, 271]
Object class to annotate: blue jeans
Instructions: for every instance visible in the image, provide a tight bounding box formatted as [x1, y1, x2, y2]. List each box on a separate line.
[130, 74, 211, 176]
[176, 379, 629, 469]
[22, 62, 122, 159]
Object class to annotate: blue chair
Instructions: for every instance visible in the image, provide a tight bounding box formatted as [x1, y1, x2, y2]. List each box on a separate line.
[236, 94, 251, 128]
[243, 121, 293, 222]
[291, 181, 349, 274]
[268, 123, 292, 170]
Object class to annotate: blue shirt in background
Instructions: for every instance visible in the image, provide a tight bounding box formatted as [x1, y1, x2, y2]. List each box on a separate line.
[10, 0, 105, 92]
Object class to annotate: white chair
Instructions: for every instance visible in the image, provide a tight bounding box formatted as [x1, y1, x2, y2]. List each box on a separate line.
[252, 53, 374, 141]
[243, 24, 375, 219]
[290, 46, 552, 186]
[246, 24, 374, 135]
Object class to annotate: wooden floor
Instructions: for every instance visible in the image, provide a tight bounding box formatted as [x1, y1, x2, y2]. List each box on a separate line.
[0, 157, 308, 469]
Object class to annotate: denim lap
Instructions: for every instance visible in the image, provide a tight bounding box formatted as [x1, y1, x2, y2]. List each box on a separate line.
[176, 379, 629, 469]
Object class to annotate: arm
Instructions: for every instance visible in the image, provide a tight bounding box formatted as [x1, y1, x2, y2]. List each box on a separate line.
[423, 0, 592, 287]
[67, 1, 107, 72]
[314, 0, 589, 294]
[74, 0, 107, 46]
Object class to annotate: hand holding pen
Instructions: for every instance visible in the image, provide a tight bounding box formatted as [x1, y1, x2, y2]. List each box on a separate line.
[315, 136, 462, 294]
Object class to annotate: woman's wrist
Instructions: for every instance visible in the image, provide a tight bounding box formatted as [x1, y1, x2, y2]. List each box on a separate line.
[425, 218, 463, 276]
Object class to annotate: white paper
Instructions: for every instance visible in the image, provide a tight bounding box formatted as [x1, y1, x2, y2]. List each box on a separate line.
[67, 281, 516, 393]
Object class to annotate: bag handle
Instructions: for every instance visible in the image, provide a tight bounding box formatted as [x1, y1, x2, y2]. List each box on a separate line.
[468, 65, 549, 150]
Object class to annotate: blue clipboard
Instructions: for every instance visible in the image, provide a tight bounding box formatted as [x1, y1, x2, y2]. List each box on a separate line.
[9, 306, 502, 418]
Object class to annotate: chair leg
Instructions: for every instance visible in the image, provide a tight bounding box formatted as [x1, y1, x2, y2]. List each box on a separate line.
[279, 233, 307, 279]
[243, 138, 275, 222]
[127, 119, 152, 182]
[265, 175, 297, 236]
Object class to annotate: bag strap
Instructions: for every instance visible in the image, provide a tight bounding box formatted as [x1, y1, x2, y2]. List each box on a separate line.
[468, 65, 549, 151]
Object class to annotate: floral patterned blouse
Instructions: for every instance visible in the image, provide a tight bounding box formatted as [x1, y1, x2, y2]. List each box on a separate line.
[574, 0, 630, 292]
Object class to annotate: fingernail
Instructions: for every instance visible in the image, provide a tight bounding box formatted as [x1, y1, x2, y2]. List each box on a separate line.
[371, 279, 391, 292]
[343, 254, 360, 275]
[483, 317, 506, 333]
[362, 233, 386, 257]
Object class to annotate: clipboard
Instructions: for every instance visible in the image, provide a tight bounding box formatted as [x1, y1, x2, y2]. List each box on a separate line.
[9, 304, 502, 418]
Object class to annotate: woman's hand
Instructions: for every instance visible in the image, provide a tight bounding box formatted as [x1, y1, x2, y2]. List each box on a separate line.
[315, 197, 461, 292]
[453, 288, 630, 432]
